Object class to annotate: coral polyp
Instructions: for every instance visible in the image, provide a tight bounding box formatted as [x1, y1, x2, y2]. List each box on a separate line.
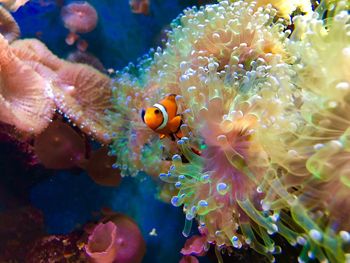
[107, 0, 350, 262]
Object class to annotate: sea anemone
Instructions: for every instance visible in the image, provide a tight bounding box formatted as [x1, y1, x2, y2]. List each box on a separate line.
[108, 0, 350, 262]
[61, 1, 98, 34]
[0, 5, 20, 42]
[243, 0, 312, 19]
[107, 61, 174, 177]
[144, 2, 296, 260]
[256, 1, 350, 261]
[0, 34, 55, 134]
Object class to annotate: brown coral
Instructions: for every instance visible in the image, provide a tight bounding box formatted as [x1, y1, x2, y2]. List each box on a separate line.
[0, 34, 55, 133]
[53, 62, 113, 143]
[0, 6, 20, 42]
[10, 38, 113, 143]
[0, 0, 29, 12]
[11, 38, 64, 71]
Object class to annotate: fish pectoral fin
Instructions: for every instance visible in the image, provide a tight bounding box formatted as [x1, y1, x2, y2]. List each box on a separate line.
[168, 115, 182, 133]
[159, 134, 166, 139]
[175, 129, 183, 139]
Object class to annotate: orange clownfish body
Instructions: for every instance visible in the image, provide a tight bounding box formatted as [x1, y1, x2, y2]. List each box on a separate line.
[141, 94, 183, 140]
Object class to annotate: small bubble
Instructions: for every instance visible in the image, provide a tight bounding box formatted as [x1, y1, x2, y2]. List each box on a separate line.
[261, 200, 271, 211]
[231, 236, 238, 242]
[313, 143, 324, 150]
[201, 174, 210, 182]
[216, 182, 228, 195]
[187, 86, 197, 92]
[309, 229, 322, 241]
[172, 154, 182, 161]
[177, 140, 184, 145]
[270, 213, 280, 222]
[159, 173, 167, 178]
[175, 182, 182, 188]
[308, 251, 315, 259]
[340, 231, 350, 242]
[215, 230, 223, 236]
[256, 186, 263, 193]
[186, 212, 195, 220]
[191, 206, 197, 213]
[198, 200, 208, 207]
[178, 175, 185, 180]
[287, 150, 298, 157]
[180, 61, 187, 70]
[296, 236, 306, 245]
[182, 137, 189, 143]
[271, 224, 278, 233]
[336, 82, 349, 90]
[171, 196, 179, 206]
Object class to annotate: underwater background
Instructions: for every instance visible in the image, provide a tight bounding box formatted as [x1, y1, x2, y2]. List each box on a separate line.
[1, 0, 213, 262]
[1, 0, 350, 262]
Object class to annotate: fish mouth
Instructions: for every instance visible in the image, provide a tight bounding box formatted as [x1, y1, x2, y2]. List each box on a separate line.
[141, 109, 146, 123]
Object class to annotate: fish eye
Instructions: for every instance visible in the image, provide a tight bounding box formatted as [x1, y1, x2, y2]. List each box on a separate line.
[154, 109, 160, 114]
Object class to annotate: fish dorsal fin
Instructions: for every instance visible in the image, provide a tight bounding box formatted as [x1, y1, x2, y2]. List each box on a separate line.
[154, 103, 168, 130]
[166, 94, 176, 101]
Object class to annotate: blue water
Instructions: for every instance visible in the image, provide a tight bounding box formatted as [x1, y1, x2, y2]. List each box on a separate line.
[14, 0, 201, 69]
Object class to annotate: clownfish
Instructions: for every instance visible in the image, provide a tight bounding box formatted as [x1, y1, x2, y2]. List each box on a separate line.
[141, 94, 183, 141]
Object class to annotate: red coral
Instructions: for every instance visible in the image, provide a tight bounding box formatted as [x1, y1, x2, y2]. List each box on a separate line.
[181, 235, 207, 256]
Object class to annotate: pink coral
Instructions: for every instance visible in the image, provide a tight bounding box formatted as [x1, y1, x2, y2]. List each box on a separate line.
[61, 2, 98, 34]
[181, 235, 207, 256]
[85, 215, 146, 263]
[179, 255, 199, 263]
[110, 214, 146, 263]
[85, 221, 118, 263]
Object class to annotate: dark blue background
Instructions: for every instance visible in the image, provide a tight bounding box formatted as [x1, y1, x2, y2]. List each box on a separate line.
[14, 0, 201, 69]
